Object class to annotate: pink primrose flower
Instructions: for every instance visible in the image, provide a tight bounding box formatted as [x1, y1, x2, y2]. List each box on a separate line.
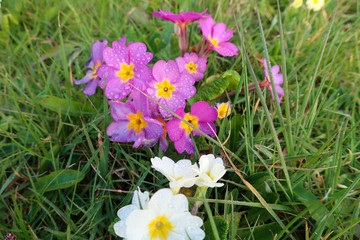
[99, 37, 153, 100]
[152, 9, 208, 25]
[147, 60, 196, 118]
[107, 91, 164, 148]
[153, 9, 208, 56]
[73, 39, 108, 95]
[262, 58, 284, 103]
[199, 16, 238, 57]
[166, 101, 217, 154]
[175, 52, 207, 82]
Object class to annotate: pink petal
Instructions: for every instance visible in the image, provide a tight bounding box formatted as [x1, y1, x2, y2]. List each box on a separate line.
[109, 101, 135, 121]
[132, 65, 152, 90]
[132, 132, 144, 148]
[175, 56, 186, 73]
[212, 23, 233, 43]
[214, 42, 238, 56]
[160, 137, 168, 152]
[103, 44, 128, 68]
[276, 85, 284, 97]
[166, 109, 185, 142]
[152, 60, 167, 82]
[159, 94, 186, 118]
[105, 78, 132, 100]
[184, 52, 199, 63]
[83, 78, 99, 96]
[199, 17, 215, 41]
[126, 90, 150, 116]
[91, 39, 108, 63]
[174, 74, 196, 99]
[144, 118, 164, 139]
[165, 60, 181, 84]
[193, 122, 216, 137]
[117, 37, 127, 48]
[128, 42, 153, 66]
[73, 71, 93, 85]
[197, 57, 207, 72]
[97, 65, 118, 89]
[190, 101, 218, 122]
[107, 121, 133, 142]
[174, 134, 195, 154]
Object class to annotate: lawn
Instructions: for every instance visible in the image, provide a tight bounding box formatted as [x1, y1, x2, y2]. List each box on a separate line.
[0, 0, 359, 239]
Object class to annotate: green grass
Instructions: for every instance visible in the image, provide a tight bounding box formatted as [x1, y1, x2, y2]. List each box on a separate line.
[1, 0, 359, 239]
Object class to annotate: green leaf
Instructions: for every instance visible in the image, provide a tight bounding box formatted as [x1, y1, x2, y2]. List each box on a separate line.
[238, 223, 282, 239]
[34, 169, 85, 192]
[204, 217, 229, 240]
[222, 70, 241, 91]
[294, 184, 335, 227]
[38, 96, 94, 115]
[190, 75, 227, 103]
[229, 114, 244, 151]
[193, 136, 210, 151]
[38, 43, 75, 62]
[125, 26, 137, 43]
[108, 218, 120, 237]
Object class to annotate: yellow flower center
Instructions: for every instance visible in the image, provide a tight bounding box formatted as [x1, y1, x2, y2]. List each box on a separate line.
[185, 61, 198, 73]
[90, 60, 101, 78]
[313, 0, 318, 4]
[206, 172, 214, 181]
[116, 63, 134, 82]
[155, 79, 176, 99]
[265, 78, 272, 90]
[208, 35, 220, 48]
[148, 215, 174, 240]
[127, 111, 147, 134]
[180, 114, 199, 134]
[217, 103, 231, 119]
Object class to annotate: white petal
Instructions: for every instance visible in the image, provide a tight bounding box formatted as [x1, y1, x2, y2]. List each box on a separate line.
[199, 155, 211, 173]
[117, 204, 138, 220]
[151, 156, 175, 180]
[113, 220, 127, 238]
[126, 209, 154, 240]
[132, 190, 150, 209]
[210, 164, 226, 182]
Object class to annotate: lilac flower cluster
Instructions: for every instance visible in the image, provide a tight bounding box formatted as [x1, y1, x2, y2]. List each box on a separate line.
[74, 9, 284, 154]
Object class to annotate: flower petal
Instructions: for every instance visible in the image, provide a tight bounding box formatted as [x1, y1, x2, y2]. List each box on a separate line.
[105, 78, 132, 100]
[128, 42, 153, 66]
[214, 42, 239, 56]
[91, 39, 108, 63]
[73, 71, 93, 85]
[190, 101, 218, 123]
[109, 101, 134, 121]
[83, 78, 99, 96]
[199, 17, 215, 41]
[107, 121, 133, 142]
[193, 122, 216, 137]
[159, 94, 186, 118]
[166, 117, 184, 142]
[174, 74, 196, 99]
[174, 133, 195, 154]
[143, 118, 164, 140]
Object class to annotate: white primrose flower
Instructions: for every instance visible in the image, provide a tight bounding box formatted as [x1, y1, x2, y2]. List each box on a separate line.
[151, 156, 199, 194]
[114, 189, 149, 238]
[291, 0, 303, 8]
[117, 188, 205, 240]
[196, 154, 226, 188]
[306, 0, 325, 11]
